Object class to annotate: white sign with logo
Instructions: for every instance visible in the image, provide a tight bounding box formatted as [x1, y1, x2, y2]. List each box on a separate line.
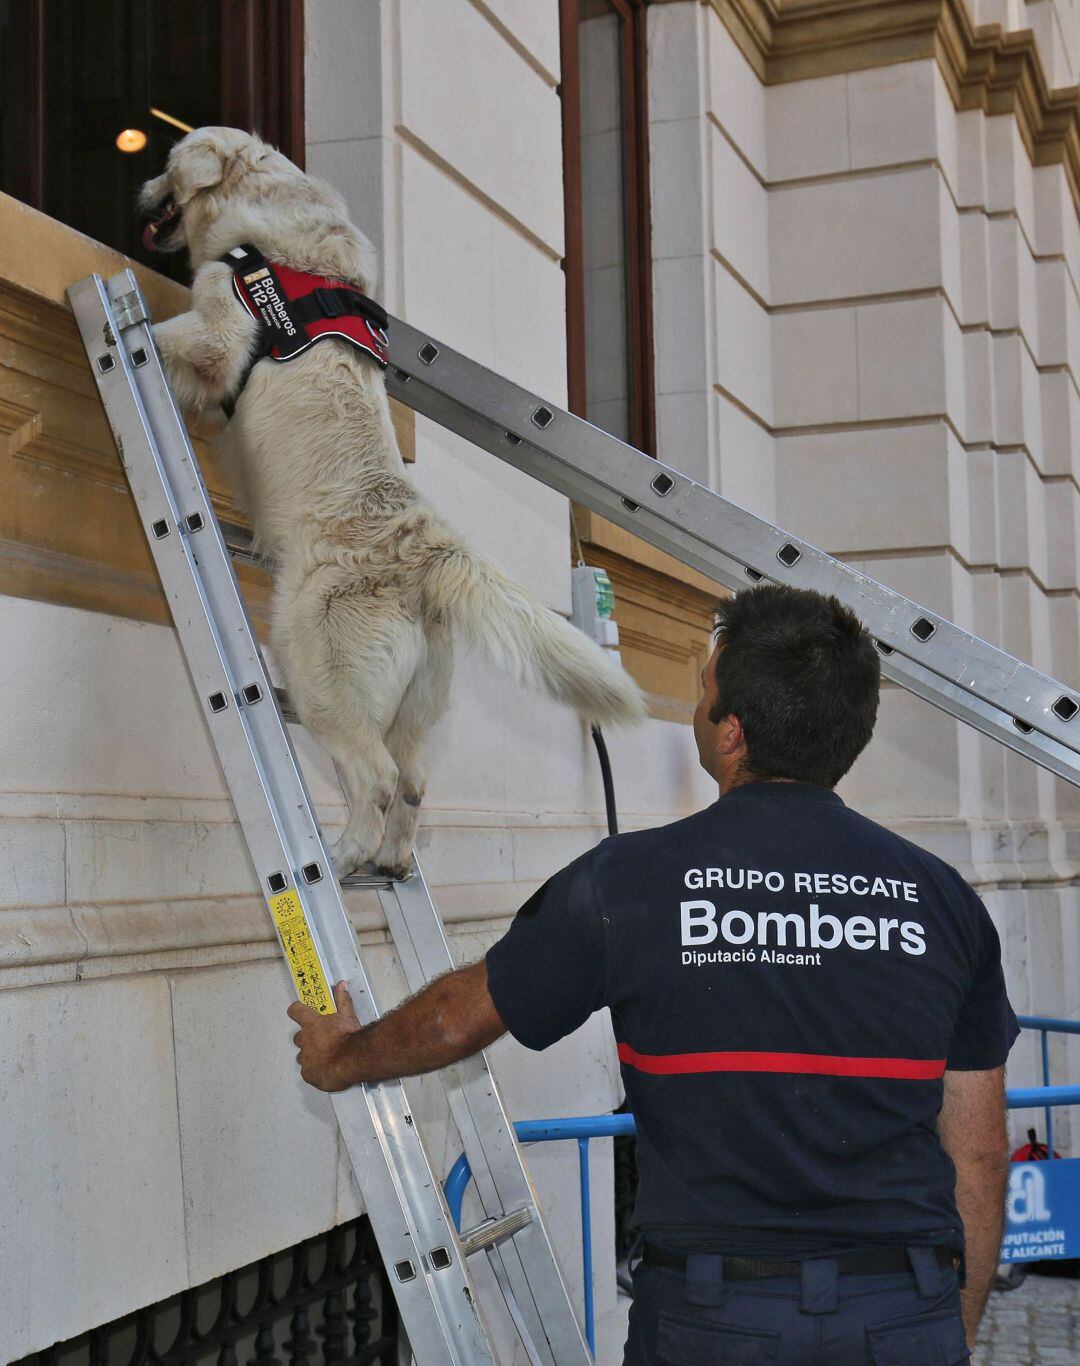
[1000, 1159, 1080, 1263]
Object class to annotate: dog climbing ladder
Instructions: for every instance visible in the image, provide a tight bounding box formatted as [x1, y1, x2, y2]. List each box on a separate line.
[68, 270, 593, 1366]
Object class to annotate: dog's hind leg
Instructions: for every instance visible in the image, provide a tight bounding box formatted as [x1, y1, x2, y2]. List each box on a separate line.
[325, 731, 400, 878]
[372, 622, 454, 879]
[370, 724, 424, 882]
[273, 571, 421, 878]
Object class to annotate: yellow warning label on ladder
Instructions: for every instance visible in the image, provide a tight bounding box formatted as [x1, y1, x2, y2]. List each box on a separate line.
[269, 889, 336, 1014]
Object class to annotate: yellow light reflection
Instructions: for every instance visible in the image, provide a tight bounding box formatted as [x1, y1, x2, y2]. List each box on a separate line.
[116, 128, 148, 154]
[150, 107, 194, 134]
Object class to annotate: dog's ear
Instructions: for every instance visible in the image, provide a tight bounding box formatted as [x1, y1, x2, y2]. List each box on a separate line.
[171, 137, 228, 205]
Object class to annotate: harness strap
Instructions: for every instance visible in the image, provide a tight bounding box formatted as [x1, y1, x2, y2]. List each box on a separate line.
[290, 286, 389, 333]
[222, 328, 273, 420]
[218, 244, 389, 419]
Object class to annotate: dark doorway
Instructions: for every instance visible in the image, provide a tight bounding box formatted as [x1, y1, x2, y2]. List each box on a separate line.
[0, 0, 303, 279]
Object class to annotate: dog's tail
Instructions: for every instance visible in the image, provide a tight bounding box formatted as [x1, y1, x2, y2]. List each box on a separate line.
[424, 545, 646, 726]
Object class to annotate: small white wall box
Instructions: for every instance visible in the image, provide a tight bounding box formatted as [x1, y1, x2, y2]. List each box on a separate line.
[571, 565, 621, 661]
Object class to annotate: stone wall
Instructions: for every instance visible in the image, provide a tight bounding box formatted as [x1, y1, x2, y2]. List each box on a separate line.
[646, 0, 1080, 1140]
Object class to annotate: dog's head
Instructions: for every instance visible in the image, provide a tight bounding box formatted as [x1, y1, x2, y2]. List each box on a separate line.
[140, 124, 377, 290]
[139, 126, 298, 260]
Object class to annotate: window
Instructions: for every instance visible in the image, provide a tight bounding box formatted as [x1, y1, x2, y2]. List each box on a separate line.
[0, 0, 303, 278]
[560, 0, 654, 453]
[559, 3, 717, 725]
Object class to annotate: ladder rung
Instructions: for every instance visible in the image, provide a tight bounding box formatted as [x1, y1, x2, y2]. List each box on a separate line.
[274, 686, 297, 723]
[219, 519, 263, 564]
[460, 1207, 533, 1257]
[340, 869, 413, 890]
[379, 864, 593, 1359]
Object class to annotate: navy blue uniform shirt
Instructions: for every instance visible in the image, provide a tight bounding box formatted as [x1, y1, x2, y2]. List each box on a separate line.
[486, 781, 1019, 1257]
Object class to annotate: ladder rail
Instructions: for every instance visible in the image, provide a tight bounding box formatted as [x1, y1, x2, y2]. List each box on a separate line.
[376, 865, 591, 1365]
[325, 794, 592, 1363]
[382, 881, 557, 1366]
[69, 273, 498, 1366]
[383, 319, 1080, 787]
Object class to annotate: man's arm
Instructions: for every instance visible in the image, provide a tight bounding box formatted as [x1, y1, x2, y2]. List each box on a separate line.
[287, 960, 507, 1092]
[937, 1065, 1010, 1349]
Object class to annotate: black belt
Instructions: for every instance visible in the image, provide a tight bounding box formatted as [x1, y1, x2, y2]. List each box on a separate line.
[642, 1242, 956, 1281]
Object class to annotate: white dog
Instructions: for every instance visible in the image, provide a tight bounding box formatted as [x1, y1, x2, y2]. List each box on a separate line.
[139, 127, 644, 878]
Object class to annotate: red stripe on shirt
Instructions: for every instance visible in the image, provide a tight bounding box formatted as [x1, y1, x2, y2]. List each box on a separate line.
[616, 1043, 946, 1080]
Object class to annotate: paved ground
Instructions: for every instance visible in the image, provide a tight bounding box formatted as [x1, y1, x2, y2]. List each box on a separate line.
[976, 1272, 1080, 1365]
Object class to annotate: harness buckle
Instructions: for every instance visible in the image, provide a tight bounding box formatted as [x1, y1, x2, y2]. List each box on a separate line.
[312, 287, 349, 319]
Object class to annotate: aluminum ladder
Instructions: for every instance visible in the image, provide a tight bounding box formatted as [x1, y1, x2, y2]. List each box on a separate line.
[380, 321, 1080, 788]
[68, 270, 593, 1366]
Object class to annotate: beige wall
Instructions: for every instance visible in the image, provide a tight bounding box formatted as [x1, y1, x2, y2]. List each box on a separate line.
[648, 0, 1080, 1137]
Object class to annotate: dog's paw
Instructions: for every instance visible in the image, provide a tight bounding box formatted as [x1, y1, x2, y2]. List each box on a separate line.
[375, 861, 412, 883]
[329, 835, 371, 881]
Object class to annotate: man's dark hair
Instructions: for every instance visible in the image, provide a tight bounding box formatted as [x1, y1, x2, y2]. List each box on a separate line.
[710, 585, 881, 788]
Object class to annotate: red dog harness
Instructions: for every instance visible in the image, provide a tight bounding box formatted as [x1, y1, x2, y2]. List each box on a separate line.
[221, 243, 388, 414]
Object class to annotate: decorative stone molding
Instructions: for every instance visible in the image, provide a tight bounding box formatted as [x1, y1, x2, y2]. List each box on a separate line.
[0, 800, 614, 990]
[0, 270, 274, 628]
[670, 0, 1080, 216]
[2, 803, 1069, 988]
[0, 193, 416, 627]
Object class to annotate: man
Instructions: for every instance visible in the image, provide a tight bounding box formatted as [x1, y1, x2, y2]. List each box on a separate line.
[290, 585, 1017, 1364]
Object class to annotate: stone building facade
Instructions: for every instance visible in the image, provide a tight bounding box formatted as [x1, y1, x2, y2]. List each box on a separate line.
[0, 2, 1076, 1363]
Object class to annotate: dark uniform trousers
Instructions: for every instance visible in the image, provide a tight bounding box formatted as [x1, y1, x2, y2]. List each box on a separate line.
[623, 1247, 969, 1365]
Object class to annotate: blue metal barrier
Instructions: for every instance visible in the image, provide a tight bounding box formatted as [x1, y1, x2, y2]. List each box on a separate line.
[1015, 1015, 1080, 1159]
[445, 1019, 1080, 1350]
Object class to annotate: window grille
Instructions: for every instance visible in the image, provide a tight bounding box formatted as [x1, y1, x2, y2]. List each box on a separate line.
[13, 1216, 400, 1366]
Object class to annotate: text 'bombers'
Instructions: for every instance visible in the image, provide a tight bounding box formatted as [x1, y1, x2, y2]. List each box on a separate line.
[680, 901, 926, 956]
